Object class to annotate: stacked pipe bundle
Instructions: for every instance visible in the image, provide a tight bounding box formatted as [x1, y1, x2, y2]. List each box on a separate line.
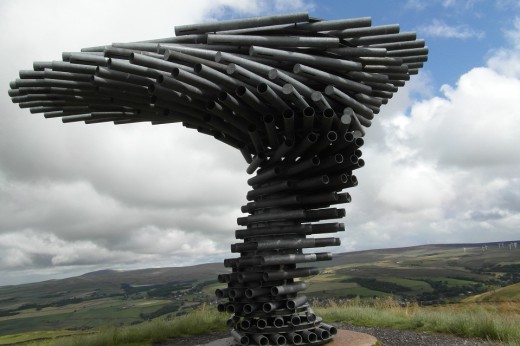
[8, 12, 427, 345]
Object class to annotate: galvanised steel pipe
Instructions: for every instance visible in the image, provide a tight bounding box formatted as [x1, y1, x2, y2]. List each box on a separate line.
[9, 11, 427, 346]
[293, 64, 371, 95]
[251, 46, 362, 72]
[208, 34, 340, 48]
[175, 12, 309, 36]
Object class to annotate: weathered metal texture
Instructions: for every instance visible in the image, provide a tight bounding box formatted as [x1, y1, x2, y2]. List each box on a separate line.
[8, 12, 427, 346]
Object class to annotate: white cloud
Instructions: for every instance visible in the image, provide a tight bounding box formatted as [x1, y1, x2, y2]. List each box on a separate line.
[419, 19, 484, 39]
[340, 19, 520, 251]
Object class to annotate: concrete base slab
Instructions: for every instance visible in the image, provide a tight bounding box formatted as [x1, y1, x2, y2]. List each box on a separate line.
[199, 329, 379, 346]
[328, 329, 379, 346]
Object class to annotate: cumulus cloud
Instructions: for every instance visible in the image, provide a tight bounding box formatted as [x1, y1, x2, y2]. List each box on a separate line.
[0, 0, 312, 285]
[339, 19, 520, 252]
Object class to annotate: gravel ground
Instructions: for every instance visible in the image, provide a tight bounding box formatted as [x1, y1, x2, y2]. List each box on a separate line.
[158, 324, 503, 346]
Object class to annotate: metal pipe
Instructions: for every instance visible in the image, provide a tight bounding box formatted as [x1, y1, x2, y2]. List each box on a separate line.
[326, 47, 387, 57]
[228, 288, 245, 299]
[208, 34, 339, 48]
[371, 39, 425, 50]
[305, 208, 346, 222]
[335, 23, 399, 38]
[257, 83, 289, 112]
[231, 330, 249, 346]
[227, 63, 283, 94]
[285, 132, 318, 161]
[262, 115, 279, 148]
[246, 180, 292, 201]
[324, 85, 374, 119]
[320, 322, 338, 335]
[172, 67, 221, 93]
[206, 101, 249, 132]
[226, 316, 240, 328]
[314, 328, 330, 340]
[262, 301, 283, 313]
[68, 52, 108, 66]
[268, 69, 314, 98]
[283, 108, 295, 139]
[287, 332, 303, 345]
[386, 47, 429, 57]
[266, 138, 294, 165]
[235, 222, 344, 239]
[237, 272, 263, 283]
[263, 268, 319, 282]
[175, 12, 309, 36]
[269, 333, 287, 346]
[244, 287, 271, 298]
[107, 58, 164, 79]
[130, 53, 190, 73]
[235, 86, 271, 116]
[194, 63, 243, 89]
[243, 303, 260, 315]
[216, 51, 275, 75]
[295, 17, 371, 32]
[287, 295, 308, 309]
[302, 130, 337, 158]
[302, 107, 315, 134]
[246, 153, 266, 174]
[301, 330, 317, 343]
[271, 282, 307, 296]
[247, 125, 264, 154]
[33, 61, 53, 70]
[215, 288, 230, 299]
[164, 50, 225, 71]
[309, 91, 331, 111]
[159, 44, 219, 60]
[217, 91, 263, 128]
[284, 155, 320, 176]
[157, 75, 205, 101]
[293, 64, 371, 95]
[261, 253, 332, 266]
[247, 166, 281, 186]
[353, 56, 403, 66]
[292, 175, 329, 191]
[251, 46, 362, 72]
[252, 334, 269, 346]
[96, 67, 152, 86]
[349, 32, 417, 45]
[282, 83, 309, 111]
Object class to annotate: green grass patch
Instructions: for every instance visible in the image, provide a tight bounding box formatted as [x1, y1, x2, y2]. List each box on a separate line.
[30, 304, 227, 346]
[315, 298, 520, 344]
[0, 330, 94, 345]
[5, 299, 520, 346]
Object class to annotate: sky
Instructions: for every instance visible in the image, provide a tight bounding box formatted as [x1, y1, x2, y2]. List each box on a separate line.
[0, 0, 519, 286]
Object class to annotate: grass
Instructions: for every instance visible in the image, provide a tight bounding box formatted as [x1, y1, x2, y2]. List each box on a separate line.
[4, 298, 516, 345]
[28, 304, 227, 346]
[315, 297, 520, 344]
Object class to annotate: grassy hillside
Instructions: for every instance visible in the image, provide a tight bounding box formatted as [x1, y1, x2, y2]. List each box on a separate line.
[0, 241, 518, 340]
[464, 283, 520, 303]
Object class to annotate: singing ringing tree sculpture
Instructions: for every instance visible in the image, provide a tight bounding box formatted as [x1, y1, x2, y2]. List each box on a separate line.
[8, 12, 427, 346]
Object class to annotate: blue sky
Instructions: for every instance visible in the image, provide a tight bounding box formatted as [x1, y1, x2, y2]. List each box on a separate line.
[0, 0, 519, 285]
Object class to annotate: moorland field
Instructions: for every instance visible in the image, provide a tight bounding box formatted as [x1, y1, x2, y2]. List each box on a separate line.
[0, 241, 519, 345]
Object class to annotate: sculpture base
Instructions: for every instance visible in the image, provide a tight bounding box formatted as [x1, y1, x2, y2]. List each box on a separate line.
[201, 330, 379, 346]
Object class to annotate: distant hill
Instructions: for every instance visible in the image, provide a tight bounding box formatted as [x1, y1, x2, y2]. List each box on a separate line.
[0, 241, 518, 336]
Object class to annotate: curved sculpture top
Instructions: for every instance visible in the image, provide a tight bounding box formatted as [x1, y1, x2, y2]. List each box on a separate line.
[8, 12, 427, 346]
